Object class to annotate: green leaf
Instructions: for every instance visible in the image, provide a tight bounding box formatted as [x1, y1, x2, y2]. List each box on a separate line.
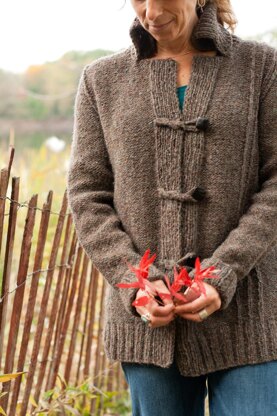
[43, 389, 55, 399]
[0, 372, 26, 382]
[56, 372, 67, 389]
[0, 406, 7, 415]
[29, 394, 38, 408]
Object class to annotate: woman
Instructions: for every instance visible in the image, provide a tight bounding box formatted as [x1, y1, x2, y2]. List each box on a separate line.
[67, 0, 277, 414]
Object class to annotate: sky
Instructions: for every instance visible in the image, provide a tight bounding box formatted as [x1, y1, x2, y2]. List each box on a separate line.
[1, 0, 276, 73]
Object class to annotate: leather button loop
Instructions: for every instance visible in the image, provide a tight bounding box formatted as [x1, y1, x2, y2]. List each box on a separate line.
[178, 254, 198, 268]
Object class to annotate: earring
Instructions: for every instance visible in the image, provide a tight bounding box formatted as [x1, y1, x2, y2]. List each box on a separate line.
[196, 0, 206, 17]
[197, 0, 206, 10]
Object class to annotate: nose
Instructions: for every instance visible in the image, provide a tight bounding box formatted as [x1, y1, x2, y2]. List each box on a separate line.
[145, 0, 163, 23]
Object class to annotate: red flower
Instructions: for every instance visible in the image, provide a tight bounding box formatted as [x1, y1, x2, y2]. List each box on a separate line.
[132, 294, 152, 307]
[158, 258, 220, 303]
[158, 267, 190, 303]
[116, 251, 220, 308]
[116, 249, 158, 307]
[127, 248, 157, 280]
[191, 257, 219, 296]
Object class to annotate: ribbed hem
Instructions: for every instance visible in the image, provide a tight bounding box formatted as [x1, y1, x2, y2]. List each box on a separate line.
[103, 320, 175, 367]
[103, 318, 277, 377]
[175, 318, 277, 376]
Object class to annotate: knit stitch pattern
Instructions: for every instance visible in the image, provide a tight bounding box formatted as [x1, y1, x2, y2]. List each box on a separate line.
[67, 3, 277, 376]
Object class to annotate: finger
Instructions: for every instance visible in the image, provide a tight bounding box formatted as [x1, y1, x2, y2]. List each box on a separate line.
[178, 312, 205, 323]
[148, 313, 176, 328]
[174, 292, 208, 314]
[135, 305, 150, 317]
[150, 280, 174, 306]
[136, 297, 174, 318]
[136, 303, 175, 327]
[177, 303, 217, 323]
[148, 301, 175, 318]
[174, 297, 187, 306]
[135, 295, 157, 316]
[160, 296, 174, 306]
[174, 284, 221, 314]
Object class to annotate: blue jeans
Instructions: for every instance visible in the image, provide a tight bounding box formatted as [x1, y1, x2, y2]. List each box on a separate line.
[121, 359, 277, 416]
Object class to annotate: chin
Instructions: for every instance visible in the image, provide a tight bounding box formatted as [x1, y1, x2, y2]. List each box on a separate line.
[149, 28, 177, 42]
[150, 33, 169, 42]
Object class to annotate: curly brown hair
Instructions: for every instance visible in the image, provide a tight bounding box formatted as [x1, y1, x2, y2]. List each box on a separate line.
[211, 0, 237, 32]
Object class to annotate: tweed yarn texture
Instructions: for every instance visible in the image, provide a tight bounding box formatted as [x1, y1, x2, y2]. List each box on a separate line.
[67, 3, 277, 376]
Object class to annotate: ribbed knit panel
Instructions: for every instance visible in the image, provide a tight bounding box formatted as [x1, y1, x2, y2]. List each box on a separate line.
[103, 318, 277, 377]
[150, 57, 221, 262]
[182, 57, 220, 253]
[103, 320, 175, 368]
[175, 318, 277, 376]
[151, 60, 184, 263]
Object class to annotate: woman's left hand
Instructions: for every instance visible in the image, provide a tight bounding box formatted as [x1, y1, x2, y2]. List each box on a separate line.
[174, 282, 221, 322]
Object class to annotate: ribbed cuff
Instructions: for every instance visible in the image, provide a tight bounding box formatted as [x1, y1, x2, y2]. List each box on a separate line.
[188, 257, 238, 310]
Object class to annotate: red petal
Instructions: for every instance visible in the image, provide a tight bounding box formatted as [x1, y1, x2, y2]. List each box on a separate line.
[195, 257, 201, 274]
[116, 282, 140, 288]
[173, 268, 187, 287]
[202, 274, 219, 280]
[173, 266, 180, 282]
[178, 268, 192, 286]
[132, 296, 150, 307]
[158, 292, 172, 301]
[137, 274, 146, 288]
[140, 249, 151, 267]
[194, 280, 206, 296]
[143, 253, 157, 269]
[173, 292, 189, 302]
[140, 249, 156, 270]
[199, 265, 215, 276]
[171, 282, 182, 292]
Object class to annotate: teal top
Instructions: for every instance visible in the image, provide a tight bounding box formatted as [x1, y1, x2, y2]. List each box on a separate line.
[176, 85, 188, 110]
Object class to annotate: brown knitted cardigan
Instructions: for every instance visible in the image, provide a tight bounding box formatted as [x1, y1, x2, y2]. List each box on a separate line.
[66, 3, 277, 376]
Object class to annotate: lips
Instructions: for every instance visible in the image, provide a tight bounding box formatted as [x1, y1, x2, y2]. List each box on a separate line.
[149, 19, 173, 30]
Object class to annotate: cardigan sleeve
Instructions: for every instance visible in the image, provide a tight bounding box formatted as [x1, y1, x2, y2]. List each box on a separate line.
[66, 65, 164, 317]
[190, 46, 277, 311]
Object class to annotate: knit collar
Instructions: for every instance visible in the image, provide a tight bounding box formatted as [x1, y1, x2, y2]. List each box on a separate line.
[129, 2, 233, 61]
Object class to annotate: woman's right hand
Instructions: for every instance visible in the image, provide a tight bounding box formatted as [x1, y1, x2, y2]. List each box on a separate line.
[134, 279, 176, 328]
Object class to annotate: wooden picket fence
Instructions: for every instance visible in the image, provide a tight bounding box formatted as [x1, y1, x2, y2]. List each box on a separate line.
[0, 147, 128, 415]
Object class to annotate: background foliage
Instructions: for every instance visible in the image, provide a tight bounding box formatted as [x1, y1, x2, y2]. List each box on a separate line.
[0, 30, 276, 122]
